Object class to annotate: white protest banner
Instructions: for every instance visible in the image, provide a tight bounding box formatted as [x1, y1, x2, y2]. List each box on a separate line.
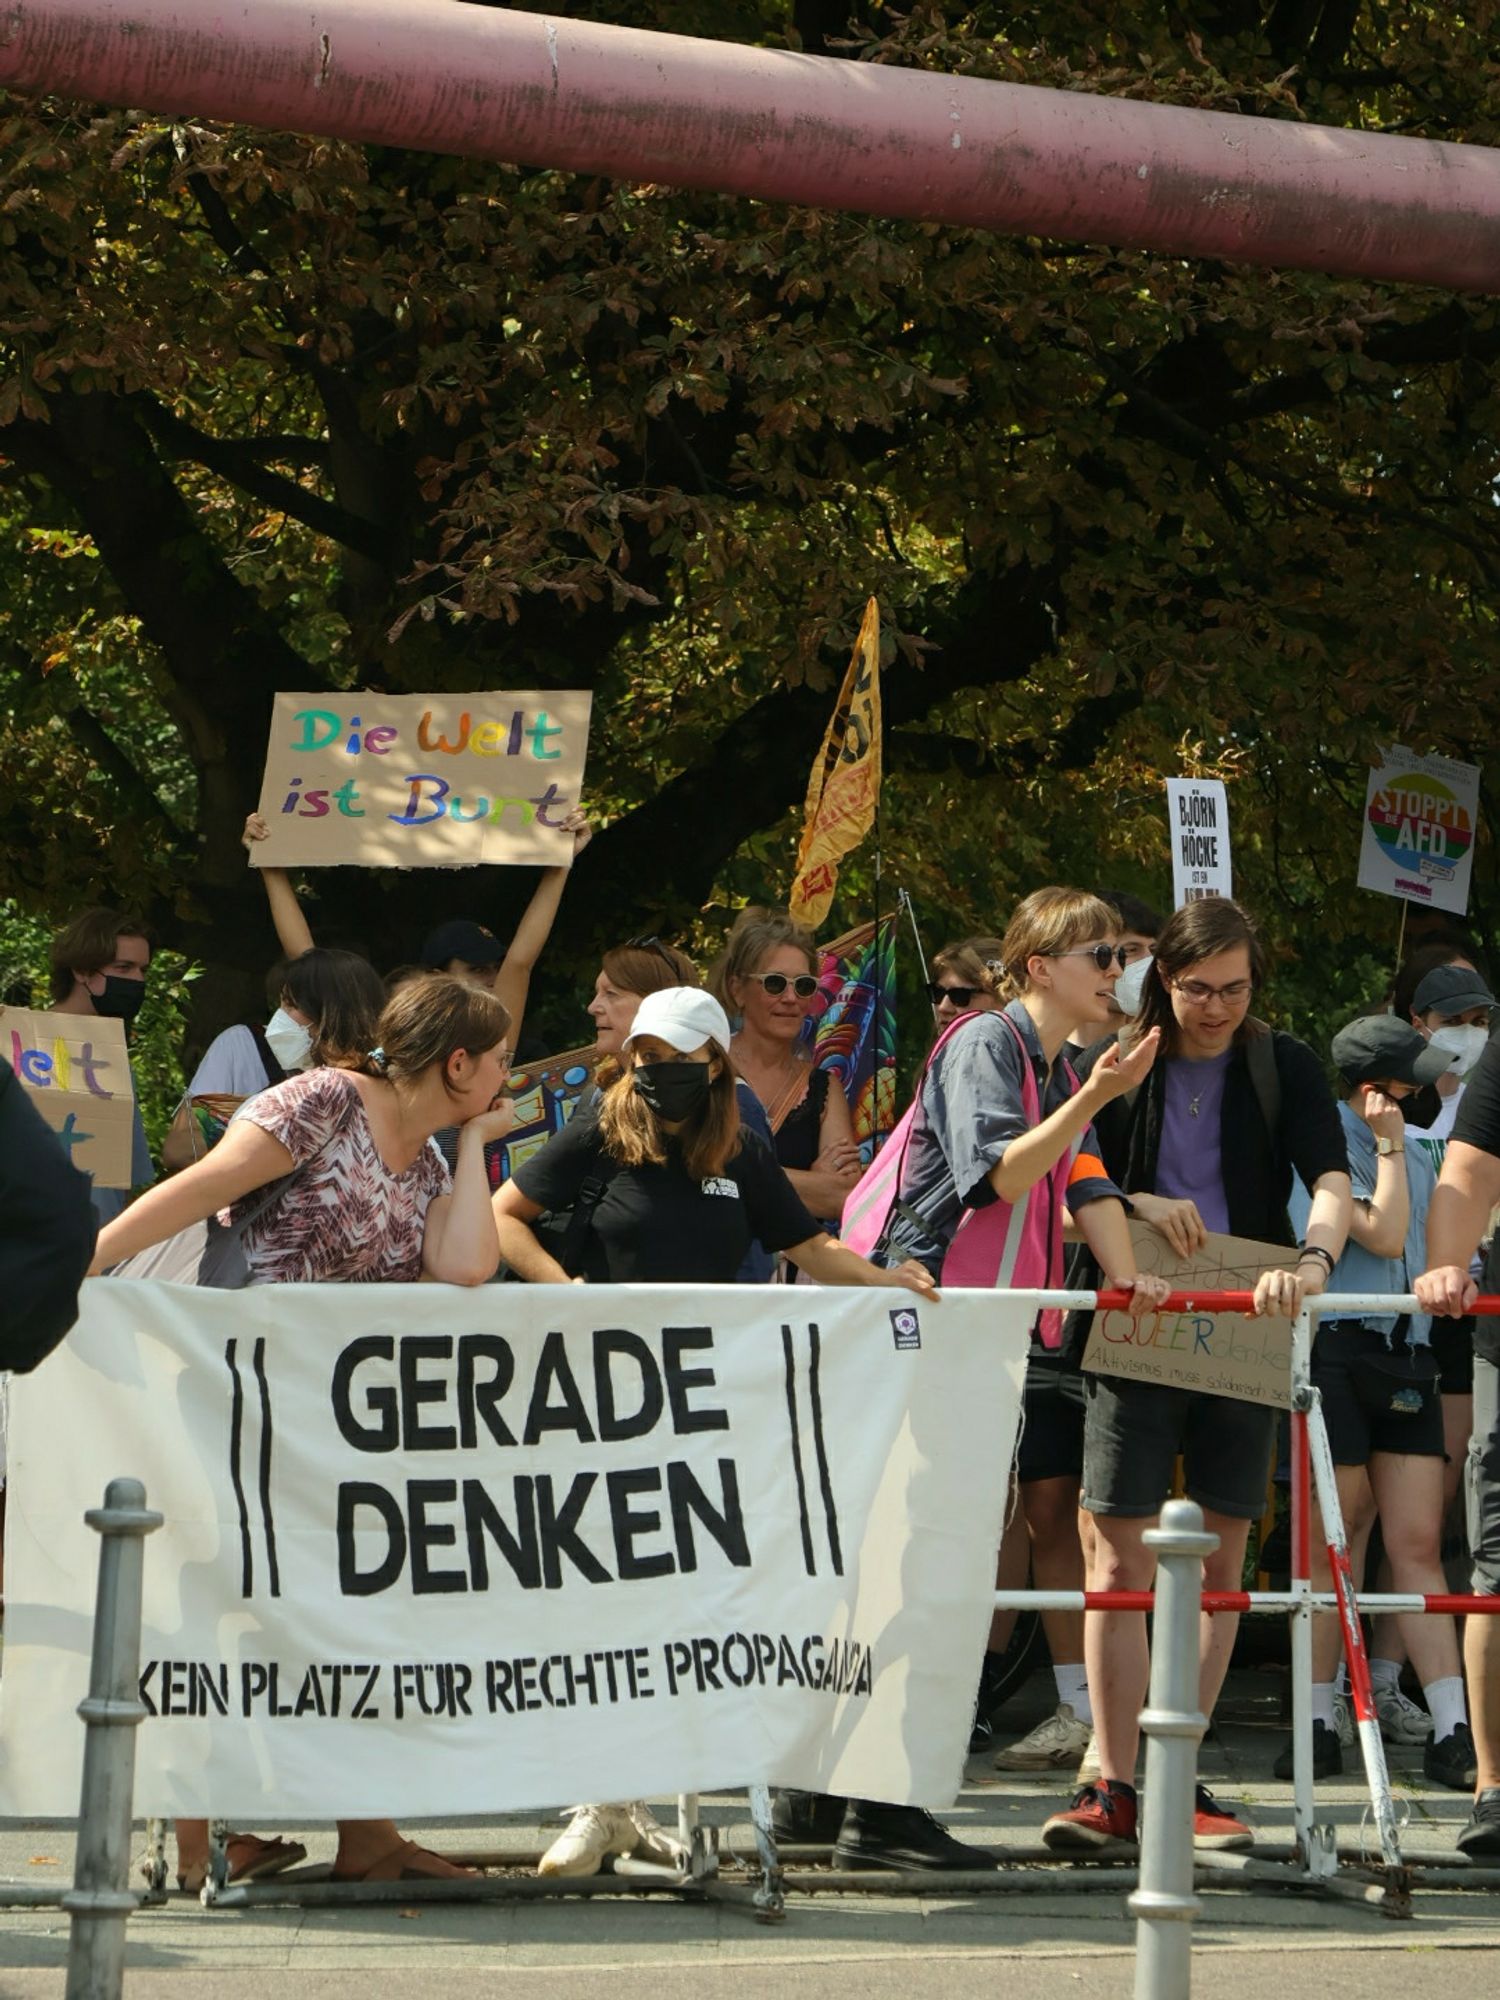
[0, 1281, 1026, 1818]
[0, 1007, 134, 1187]
[1082, 1222, 1299, 1410]
[1165, 778, 1232, 908]
[251, 690, 593, 869]
[1357, 745, 1480, 918]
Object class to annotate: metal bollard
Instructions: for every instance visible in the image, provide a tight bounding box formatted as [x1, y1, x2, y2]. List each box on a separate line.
[1129, 1497, 1219, 2000]
[63, 1477, 162, 2000]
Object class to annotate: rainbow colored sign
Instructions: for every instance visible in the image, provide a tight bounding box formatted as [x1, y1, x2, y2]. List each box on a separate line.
[1357, 746, 1480, 917]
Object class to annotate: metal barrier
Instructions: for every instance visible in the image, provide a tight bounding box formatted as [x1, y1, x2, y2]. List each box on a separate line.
[63, 1478, 162, 2000]
[993, 1287, 1500, 1922]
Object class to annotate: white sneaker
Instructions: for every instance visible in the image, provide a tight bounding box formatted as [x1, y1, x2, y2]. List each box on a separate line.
[1076, 1731, 1101, 1787]
[1332, 1692, 1355, 1748]
[993, 1702, 1093, 1771]
[538, 1803, 638, 1877]
[1375, 1684, 1434, 1745]
[622, 1801, 689, 1869]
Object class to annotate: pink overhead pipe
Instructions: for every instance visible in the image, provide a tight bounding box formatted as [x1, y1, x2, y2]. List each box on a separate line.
[2, 0, 1498, 290]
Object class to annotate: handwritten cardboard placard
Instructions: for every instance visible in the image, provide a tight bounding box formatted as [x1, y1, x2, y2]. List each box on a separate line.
[1082, 1223, 1300, 1410]
[487, 1042, 599, 1189]
[251, 690, 593, 869]
[2, 1007, 134, 1187]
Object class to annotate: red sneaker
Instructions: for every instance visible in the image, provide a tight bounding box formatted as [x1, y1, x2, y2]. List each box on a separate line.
[1192, 1784, 1253, 1851]
[1042, 1780, 1139, 1855]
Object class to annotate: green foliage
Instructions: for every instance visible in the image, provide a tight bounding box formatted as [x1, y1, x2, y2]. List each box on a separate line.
[1, 0, 1498, 1072]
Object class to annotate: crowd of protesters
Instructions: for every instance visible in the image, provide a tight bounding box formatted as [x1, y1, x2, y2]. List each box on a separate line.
[7, 816, 1500, 1884]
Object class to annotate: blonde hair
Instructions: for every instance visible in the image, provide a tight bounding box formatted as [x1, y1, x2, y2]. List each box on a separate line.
[711, 906, 817, 1007]
[996, 889, 1118, 1002]
[931, 935, 1005, 1000]
[597, 1050, 742, 1180]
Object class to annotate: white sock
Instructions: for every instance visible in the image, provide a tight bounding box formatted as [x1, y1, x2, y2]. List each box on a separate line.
[1312, 1681, 1336, 1729]
[1425, 1676, 1468, 1742]
[1369, 1658, 1403, 1694]
[1054, 1663, 1092, 1724]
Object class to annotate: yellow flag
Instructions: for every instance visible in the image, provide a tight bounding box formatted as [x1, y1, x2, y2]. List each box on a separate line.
[788, 597, 882, 928]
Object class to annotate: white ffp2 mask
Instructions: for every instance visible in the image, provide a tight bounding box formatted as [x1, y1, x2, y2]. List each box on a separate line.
[264, 1007, 314, 1072]
[1429, 1023, 1488, 1080]
[1112, 954, 1154, 1017]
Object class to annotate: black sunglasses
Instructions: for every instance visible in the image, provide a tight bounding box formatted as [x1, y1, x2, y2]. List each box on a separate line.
[624, 934, 683, 979]
[927, 982, 979, 1008]
[746, 971, 819, 999]
[1048, 944, 1131, 973]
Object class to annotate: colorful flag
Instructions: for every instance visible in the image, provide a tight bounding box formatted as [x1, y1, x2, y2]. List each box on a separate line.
[788, 597, 882, 928]
[801, 913, 897, 1164]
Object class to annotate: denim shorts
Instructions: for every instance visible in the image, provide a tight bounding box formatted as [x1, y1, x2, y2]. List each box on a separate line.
[1081, 1372, 1275, 1521]
[1312, 1321, 1443, 1465]
[1017, 1348, 1086, 1486]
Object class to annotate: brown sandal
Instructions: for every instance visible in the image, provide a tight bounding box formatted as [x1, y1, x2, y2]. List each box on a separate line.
[330, 1840, 477, 1883]
[175, 1833, 307, 1895]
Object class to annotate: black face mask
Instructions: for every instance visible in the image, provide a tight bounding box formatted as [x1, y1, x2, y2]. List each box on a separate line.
[90, 975, 146, 1023]
[632, 1060, 712, 1124]
[1401, 1083, 1442, 1131]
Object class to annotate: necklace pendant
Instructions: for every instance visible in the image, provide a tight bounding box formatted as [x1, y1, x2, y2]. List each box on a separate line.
[1189, 1095, 1201, 1118]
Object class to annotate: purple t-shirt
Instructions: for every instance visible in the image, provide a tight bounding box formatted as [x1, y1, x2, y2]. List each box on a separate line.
[1156, 1050, 1233, 1233]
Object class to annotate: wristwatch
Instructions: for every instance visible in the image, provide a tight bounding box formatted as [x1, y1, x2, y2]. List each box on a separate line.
[1375, 1137, 1406, 1157]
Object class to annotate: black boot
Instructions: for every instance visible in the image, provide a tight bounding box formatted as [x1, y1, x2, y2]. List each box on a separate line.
[771, 1789, 846, 1844]
[834, 1800, 997, 1872]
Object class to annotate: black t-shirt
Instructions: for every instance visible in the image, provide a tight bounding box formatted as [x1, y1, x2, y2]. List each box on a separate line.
[512, 1112, 820, 1285]
[1452, 1037, 1500, 1362]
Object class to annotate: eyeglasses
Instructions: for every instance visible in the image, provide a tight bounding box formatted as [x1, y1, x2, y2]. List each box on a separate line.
[1048, 944, 1130, 973]
[1172, 977, 1253, 1006]
[745, 971, 819, 1000]
[624, 934, 683, 979]
[927, 982, 979, 1008]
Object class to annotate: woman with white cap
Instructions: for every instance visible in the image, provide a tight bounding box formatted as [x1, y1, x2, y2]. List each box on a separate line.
[491, 987, 968, 1874]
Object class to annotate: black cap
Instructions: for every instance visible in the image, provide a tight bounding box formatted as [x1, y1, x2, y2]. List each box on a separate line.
[1412, 963, 1497, 1019]
[1331, 1015, 1451, 1089]
[419, 919, 505, 970]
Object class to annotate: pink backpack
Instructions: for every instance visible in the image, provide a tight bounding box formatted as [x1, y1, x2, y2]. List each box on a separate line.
[841, 1008, 1082, 1348]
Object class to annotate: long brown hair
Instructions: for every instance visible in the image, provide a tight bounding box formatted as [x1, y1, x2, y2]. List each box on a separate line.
[353, 974, 511, 1097]
[1131, 897, 1269, 1056]
[931, 935, 1005, 1000]
[598, 1050, 742, 1180]
[281, 948, 389, 1070]
[995, 889, 1117, 1003]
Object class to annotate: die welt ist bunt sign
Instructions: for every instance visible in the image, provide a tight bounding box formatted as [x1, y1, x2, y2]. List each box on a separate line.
[251, 692, 593, 869]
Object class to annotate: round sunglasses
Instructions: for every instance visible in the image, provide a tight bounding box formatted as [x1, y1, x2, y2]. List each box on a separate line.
[1047, 944, 1131, 973]
[745, 971, 819, 999]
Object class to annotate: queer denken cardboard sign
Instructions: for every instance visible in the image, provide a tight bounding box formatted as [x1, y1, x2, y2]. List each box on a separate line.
[1, 1007, 134, 1187]
[251, 690, 592, 869]
[1082, 1222, 1299, 1409]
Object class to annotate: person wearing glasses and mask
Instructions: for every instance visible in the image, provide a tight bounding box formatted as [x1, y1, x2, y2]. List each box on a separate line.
[713, 907, 860, 1223]
[1043, 895, 1351, 1860]
[927, 937, 1005, 1033]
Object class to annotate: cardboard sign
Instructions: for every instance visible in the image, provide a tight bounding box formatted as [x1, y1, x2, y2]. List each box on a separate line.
[1357, 745, 1480, 917]
[1, 1280, 1029, 1817]
[1082, 1223, 1300, 1409]
[488, 1042, 599, 1187]
[1166, 778, 1232, 907]
[1, 1007, 134, 1187]
[251, 690, 592, 869]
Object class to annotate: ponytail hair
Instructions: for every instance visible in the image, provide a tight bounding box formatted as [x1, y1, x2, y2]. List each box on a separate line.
[348, 974, 511, 1097]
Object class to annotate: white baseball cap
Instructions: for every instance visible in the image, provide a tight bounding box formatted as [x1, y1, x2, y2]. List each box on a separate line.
[623, 986, 732, 1056]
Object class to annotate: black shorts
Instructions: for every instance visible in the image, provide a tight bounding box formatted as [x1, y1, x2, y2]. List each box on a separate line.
[1429, 1314, 1475, 1397]
[1081, 1373, 1275, 1521]
[1017, 1347, 1086, 1486]
[1313, 1321, 1445, 1465]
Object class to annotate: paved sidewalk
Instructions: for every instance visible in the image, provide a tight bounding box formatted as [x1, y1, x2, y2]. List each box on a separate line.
[4, 1667, 1499, 1996]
